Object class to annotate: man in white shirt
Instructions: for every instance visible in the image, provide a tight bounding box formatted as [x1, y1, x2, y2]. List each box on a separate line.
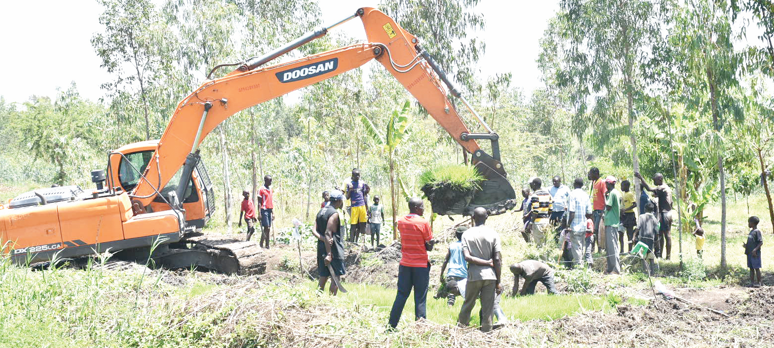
[567, 178, 592, 267]
[549, 176, 570, 227]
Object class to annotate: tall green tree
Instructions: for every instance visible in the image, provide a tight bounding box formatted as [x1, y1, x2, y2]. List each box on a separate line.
[232, 0, 320, 210]
[379, 0, 485, 91]
[92, 0, 167, 141]
[165, 0, 239, 229]
[732, 78, 774, 232]
[544, 0, 667, 200]
[732, 0, 774, 76]
[671, 0, 742, 270]
[16, 84, 105, 185]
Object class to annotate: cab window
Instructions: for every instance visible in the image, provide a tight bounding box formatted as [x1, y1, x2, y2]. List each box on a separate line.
[118, 151, 154, 192]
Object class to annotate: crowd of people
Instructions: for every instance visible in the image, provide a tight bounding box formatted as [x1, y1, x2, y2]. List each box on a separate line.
[243, 166, 765, 331]
[513, 168, 680, 275]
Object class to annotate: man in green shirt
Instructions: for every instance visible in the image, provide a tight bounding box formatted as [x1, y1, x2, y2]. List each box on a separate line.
[604, 176, 622, 274]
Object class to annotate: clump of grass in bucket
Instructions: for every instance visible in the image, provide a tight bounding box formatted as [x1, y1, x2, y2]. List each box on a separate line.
[419, 165, 484, 191]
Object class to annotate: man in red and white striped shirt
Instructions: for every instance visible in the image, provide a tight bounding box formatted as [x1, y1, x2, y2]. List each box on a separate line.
[388, 197, 436, 329]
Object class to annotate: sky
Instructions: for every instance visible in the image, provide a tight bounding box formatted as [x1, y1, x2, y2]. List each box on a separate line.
[0, 0, 559, 105]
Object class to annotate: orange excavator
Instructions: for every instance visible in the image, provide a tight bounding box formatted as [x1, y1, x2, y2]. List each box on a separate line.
[0, 8, 517, 273]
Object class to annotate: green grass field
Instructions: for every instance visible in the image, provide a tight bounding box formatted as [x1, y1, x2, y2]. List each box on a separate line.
[320, 282, 614, 327]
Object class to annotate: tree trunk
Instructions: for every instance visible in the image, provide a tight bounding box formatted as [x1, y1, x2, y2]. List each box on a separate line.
[132, 46, 151, 141]
[390, 151, 397, 240]
[250, 109, 258, 210]
[709, 72, 727, 271]
[718, 153, 727, 270]
[305, 119, 313, 220]
[756, 148, 774, 233]
[219, 125, 232, 233]
[626, 65, 641, 211]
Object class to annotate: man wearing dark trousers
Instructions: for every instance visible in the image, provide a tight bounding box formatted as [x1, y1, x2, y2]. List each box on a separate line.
[388, 197, 435, 329]
[238, 190, 257, 241]
[258, 175, 274, 249]
[457, 207, 502, 333]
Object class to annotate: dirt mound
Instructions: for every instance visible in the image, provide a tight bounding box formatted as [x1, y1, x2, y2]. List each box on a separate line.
[303, 242, 404, 288]
[552, 288, 774, 347]
[727, 286, 774, 318]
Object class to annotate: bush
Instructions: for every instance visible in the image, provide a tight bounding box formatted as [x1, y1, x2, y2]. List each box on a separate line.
[680, 256, 707, 282]
[558, 268, 599, 293]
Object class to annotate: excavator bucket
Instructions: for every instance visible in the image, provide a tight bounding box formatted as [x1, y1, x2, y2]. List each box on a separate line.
[468, 167, 518, 215]
[466, 153, 518, 216]
[427, 150, 518, 216]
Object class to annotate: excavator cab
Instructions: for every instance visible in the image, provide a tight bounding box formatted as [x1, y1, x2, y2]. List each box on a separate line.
[109, 141, 215, 230]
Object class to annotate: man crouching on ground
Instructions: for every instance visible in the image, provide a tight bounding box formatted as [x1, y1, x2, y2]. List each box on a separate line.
[312, 190, 346, 295]
[510, 260, 558, 296]
[457, 207, 503, 333]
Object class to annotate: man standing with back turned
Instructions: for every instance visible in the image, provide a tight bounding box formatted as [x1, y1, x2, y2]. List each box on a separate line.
[388, 197, 435, 330]
[457, 207, 502, 333]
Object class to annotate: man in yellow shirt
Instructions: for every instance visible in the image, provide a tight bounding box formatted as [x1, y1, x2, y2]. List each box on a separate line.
[620, 180, 637, 253]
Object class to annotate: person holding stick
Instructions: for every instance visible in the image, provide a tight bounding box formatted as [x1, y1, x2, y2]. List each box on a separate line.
[312, 190, 346, 295]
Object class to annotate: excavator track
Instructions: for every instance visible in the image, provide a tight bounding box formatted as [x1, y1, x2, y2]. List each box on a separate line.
[154, 234, 266, 275]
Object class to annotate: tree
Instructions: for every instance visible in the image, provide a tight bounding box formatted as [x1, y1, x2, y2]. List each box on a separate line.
[166, 0, 239, 229]
[16, 84, 104, 185]
[361, 101, 413, 239]
[231, 0, 321, 215]
[545, 0, 667, 203]
[732, 0, 774, 76]
[732, 78, 774, 231]
[379, 0, 485, 91]
[92, 0, 166, 141]
[671, 0, 742, 270]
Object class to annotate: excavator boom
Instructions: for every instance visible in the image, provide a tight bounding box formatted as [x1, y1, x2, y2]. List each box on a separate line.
[131, 7, 516, 215]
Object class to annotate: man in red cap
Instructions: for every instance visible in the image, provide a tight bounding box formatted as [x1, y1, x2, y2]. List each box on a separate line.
[604, 176, 622, 274]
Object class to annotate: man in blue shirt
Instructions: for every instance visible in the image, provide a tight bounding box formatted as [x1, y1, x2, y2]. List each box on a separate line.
[639, 189, 650, 215]
[439, 226, 469, 306]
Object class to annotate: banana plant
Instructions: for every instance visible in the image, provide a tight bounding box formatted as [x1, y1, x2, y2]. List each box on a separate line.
[360, 101, 413, 239]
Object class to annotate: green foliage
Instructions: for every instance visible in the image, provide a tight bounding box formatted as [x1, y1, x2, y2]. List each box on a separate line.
[379, 0, 485, 91]
[338, 282, 612, 325]
[360, 101, 413, 152]
[681, 256, 708, 282]
[419, 165, 483, 191]
[557, 268, 599, 293]
[12, 84, 106, 185]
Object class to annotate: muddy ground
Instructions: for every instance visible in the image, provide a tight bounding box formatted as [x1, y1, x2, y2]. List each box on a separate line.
[83, 231, 772, 347]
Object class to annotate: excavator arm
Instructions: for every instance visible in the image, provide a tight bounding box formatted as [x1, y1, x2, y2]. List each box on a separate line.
[131, 7, 516, 215]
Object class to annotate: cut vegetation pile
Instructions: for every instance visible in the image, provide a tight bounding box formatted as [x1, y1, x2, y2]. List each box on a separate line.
[420, 165, 484, 215]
